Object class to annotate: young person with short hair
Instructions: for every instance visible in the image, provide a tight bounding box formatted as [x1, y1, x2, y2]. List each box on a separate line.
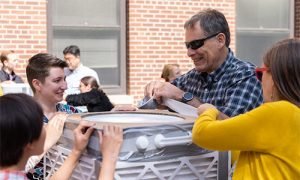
[0, 93, 123, 180]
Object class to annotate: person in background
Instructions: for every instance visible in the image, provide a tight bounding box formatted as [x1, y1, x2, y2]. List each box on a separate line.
[26, 53, 80, 123]
[26, 53, 80, 179]
[0, 50, 24, 83]
[192, 38, 300, 179]
[63, 45, 100, 95]
[0, 93, 123, 180]
[161, 64, 181, 82]
[144, 9, 263, 119]
[66, 76, 114, 112]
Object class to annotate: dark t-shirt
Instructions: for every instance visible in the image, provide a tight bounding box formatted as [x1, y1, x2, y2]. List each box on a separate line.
[66, 88, 114, 112]
[0, 69, 23, 83]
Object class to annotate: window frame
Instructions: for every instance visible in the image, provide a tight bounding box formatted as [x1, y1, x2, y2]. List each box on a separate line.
[235, 0, 294, 66]
[236, 0, 294, 36]
[46, 0, 127, 94]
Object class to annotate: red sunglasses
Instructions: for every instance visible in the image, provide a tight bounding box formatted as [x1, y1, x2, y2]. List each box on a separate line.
[255, 67, 268, 81]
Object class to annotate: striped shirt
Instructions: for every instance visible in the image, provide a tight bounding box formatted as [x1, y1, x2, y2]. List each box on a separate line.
[0, 170, 27, 180]
[172, 49, 263, 117]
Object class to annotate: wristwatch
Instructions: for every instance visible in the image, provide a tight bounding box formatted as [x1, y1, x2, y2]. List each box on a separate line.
[181, 92, 194, 103]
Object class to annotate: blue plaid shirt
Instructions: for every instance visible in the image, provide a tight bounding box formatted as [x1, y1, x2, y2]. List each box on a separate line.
[172, 49, 263, 117]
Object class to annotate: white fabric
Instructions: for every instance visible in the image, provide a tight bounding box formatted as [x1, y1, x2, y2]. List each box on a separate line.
[65, 64, 100, 95]
[25, 155, 41, 172]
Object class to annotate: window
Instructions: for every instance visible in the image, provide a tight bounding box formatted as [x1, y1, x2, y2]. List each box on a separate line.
[47, 0, 126, 94]
[236, 0, 294, 66]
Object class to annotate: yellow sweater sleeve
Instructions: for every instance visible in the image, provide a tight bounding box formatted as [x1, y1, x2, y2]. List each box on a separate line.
[192, 102, 293, 151]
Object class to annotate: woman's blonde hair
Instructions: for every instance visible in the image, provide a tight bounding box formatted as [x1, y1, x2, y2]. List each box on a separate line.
[161, 64, 180, 82]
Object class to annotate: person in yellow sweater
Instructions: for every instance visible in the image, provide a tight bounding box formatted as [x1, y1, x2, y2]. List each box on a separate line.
[192, 38, 300, 180]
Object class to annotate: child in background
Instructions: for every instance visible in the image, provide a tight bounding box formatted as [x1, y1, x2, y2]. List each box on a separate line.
[161, 64, 181, 82]
[66, 76, 114, 112]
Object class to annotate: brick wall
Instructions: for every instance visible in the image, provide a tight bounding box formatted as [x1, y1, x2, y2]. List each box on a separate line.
[0, 0, 47, 81]
[296, 0, 300, 38]
[127, 0, 236, 102]
[0, 0, 236, 103]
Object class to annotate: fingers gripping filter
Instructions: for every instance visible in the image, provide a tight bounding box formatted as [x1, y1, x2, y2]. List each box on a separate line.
[44, 111, 230, 180]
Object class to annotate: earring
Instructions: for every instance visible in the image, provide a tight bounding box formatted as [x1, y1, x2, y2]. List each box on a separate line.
[270, 85, 276, 101]
[270, 92, 274, 101]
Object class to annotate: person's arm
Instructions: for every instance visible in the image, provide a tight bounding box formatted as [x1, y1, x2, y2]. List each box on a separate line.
[98, 125, 123, 180]
[14, 75, 24, 83]
[192, 103, 282, 151]
[144, 80, 164, 98]
[65, 91, 92, 106]
[96, 91, 114, 111]
[49, 150, 81, 180]
[197, 104, 229, 120]
[50, 121, 95, 180]
[25, 113, 66, 172]
[152, 82, 204, 108]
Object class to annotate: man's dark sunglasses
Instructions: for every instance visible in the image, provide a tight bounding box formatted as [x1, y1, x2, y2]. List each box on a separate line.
[185, 32, 220, 50]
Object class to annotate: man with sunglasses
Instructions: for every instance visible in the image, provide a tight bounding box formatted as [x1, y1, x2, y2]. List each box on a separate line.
[144, 9, 263, 118]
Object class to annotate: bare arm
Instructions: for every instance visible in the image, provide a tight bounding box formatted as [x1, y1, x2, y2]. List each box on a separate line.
[151, 82, 203, 108]
[50, 121, 95, 180]
[98, 125, 123, 180]
[25, 113, 66, 172]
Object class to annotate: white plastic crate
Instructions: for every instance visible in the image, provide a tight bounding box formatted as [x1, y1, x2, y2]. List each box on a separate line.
[1, 83, 33, 96]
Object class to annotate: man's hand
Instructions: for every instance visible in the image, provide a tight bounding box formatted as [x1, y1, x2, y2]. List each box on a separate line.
[144, 80, 164, 98]
[153, 82, 184, 104]
[144, 80, 186, 104]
